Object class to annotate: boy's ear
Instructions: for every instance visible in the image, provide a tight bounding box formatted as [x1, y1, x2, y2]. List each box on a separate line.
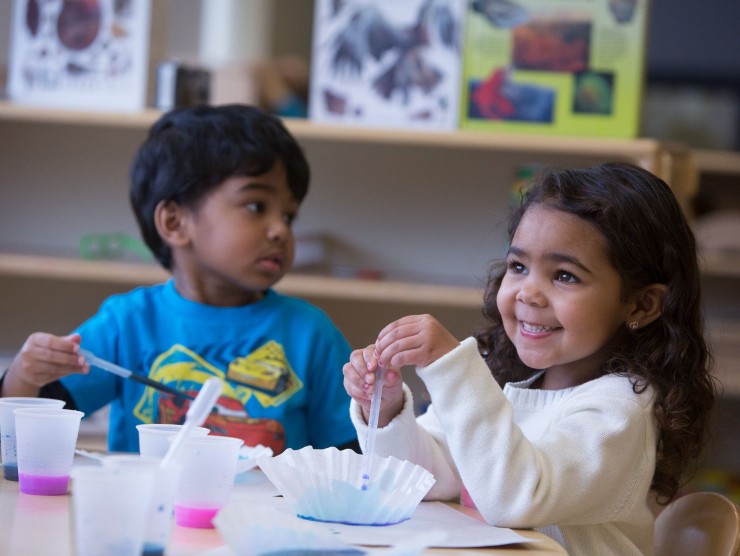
[626, 283, 668, 329]
[154, 200, 189, 247]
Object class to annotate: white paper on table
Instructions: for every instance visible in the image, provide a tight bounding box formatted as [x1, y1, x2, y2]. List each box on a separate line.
[231, 469, 281, 498]
[233, 497, 536, 549]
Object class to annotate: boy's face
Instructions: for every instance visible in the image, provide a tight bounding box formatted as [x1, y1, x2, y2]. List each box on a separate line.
[174, 162, 299, 306]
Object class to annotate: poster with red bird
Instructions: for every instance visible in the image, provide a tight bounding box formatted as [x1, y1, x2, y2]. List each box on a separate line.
[8, 0, 152, 112]
[461, 0, 648, 138]
[309, 0, 467, 131]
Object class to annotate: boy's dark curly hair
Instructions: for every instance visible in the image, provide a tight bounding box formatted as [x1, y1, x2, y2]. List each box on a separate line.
[130, 104, 310, 270]
[475, 162, 716, 503]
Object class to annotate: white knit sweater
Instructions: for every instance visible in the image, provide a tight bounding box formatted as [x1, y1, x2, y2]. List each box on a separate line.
[350, 337, 658, 555]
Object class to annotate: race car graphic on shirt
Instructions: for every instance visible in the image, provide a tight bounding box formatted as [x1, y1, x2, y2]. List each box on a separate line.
[132, 342, 303, 454]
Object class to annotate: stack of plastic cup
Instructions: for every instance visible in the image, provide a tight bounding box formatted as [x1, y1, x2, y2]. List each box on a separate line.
[0, 397, 65, 481]
[136, 423, 210, 458]
[13, 407, 83, 495]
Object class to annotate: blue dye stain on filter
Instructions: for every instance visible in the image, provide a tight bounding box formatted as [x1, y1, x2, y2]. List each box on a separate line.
[295, 479, 411, 527]
[262, 551, 365, 555]
[142, 544, 165, 556]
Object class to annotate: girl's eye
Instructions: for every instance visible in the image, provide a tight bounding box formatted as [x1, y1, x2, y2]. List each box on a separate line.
[507, 260, 526, 274]
[556, 270, 578, 283]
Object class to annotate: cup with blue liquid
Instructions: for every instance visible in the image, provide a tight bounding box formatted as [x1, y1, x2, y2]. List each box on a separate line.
[0, 397, 66, 481]
[103, 454, 182, 556]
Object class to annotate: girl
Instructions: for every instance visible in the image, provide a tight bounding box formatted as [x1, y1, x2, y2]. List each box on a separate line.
[342, 163, 716, 555]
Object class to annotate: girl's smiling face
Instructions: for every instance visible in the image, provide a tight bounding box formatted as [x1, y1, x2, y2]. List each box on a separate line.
[497, 204, 633, 387]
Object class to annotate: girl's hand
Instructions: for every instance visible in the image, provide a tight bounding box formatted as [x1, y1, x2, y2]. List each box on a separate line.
[342, 344, 404, 427]
[375, 314, 460, 370]
[2, 333, 87, 397]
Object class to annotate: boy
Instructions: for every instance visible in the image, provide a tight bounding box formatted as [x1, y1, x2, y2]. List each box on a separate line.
[1, 104, 357, 455]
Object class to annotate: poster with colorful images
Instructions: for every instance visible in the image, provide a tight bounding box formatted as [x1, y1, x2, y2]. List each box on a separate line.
[8, 0, 152, 112]
[309, 0, 467, 131]
[460, 0, 648, 137]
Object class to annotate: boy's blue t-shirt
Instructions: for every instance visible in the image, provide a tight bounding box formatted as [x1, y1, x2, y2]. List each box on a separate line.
[61, 280, 356, 453]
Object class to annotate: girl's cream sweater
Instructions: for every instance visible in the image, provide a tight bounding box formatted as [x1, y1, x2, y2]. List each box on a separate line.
[350, 337, 658, 555]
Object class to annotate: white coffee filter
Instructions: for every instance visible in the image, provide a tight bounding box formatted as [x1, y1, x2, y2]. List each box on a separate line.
[258, 446, 435, 526]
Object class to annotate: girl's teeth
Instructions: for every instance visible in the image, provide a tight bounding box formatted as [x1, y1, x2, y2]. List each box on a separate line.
[522, 322, 554, 333]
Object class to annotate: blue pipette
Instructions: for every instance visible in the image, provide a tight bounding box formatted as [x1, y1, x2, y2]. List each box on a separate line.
[361, 365, 387, 491]
[80, 349, 195, 401]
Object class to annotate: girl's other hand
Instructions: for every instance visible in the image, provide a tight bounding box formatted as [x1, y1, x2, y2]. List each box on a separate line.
[2, 333, 87, 397]
[343, 344, 404, 426]
[375, 314, 460, 370]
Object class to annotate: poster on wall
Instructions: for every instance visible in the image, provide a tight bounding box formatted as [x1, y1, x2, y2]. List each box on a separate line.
[7, 0, 152, 112]
[461, 0, 648, 138]
[309, 0, 467, 131]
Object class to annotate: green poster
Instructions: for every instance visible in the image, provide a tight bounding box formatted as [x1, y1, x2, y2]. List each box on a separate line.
[461, 0, 649, 138]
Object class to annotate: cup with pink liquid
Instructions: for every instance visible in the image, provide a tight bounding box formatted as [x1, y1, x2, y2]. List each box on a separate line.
[172, 435, 243, 528]
[13, 407, 84, 495]
[0, 397, 66, 481]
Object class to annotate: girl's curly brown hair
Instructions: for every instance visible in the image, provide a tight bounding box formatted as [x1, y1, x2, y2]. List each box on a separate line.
[475, 163, 716, 503]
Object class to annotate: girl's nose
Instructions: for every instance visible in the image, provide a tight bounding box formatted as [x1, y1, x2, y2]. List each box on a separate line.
[515, 280, 546, 307]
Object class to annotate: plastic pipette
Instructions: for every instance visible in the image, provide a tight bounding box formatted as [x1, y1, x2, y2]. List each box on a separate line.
[80, 349, 195, 401]
[160, 377, 223, 469]
[360, 365, 387, 491]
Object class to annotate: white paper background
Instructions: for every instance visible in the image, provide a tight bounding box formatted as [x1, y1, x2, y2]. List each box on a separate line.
[309, 0, 467, 131]
[8, 0, 151, 112]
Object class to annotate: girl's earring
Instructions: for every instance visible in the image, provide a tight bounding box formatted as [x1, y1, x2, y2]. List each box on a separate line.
[628, 321, 639, 330]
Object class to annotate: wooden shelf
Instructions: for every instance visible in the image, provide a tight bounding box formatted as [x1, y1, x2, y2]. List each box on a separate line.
[702, 252, 740, 279]
[286, 119, 666, 169]
[0, 252, 483, 309]
[0, 100, 667, 174]
[0, 101, 163, 129]
[695, 149, 740, 177]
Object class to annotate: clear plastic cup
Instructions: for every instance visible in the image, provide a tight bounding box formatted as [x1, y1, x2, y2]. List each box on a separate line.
[71, 464, 156, 556]
[0, 397, 66, 480]
[103, 455, 182, 556]
[136, 423, 210, 458]
[172, 435, 244, 528]
[13, 407, 83, 495]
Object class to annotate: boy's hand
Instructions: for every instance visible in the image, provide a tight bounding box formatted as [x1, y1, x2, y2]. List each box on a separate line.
[2, 333, 87, 397]
[342, 344, 404, 427]
[375, 314, 459, 370]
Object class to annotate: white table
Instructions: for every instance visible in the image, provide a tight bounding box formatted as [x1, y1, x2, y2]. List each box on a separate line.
[0, 459, 567, 555]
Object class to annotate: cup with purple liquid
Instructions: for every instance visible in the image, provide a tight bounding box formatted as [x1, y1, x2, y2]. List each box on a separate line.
[172, 434, 243, 528]
[13, 406, 84, 495]
[0, 397, 66, 481]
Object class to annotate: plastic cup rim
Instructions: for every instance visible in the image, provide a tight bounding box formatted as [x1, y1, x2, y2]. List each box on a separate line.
[13, 407, 84, 419]
[169, 435, 243, 447]
[0, 397, 66, 407]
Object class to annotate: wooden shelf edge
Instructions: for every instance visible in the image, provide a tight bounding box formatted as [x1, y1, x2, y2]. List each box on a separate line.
[285, 118, 664, 162]
[695, 149, 740, 176]
[0, 100, 664, 168]
[0, 101, 162, 129]
[0, 253, 483, 308]
[701, 252, 740, 278]
[707, 318, 740, 398]
[2, 249, 736, 303]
